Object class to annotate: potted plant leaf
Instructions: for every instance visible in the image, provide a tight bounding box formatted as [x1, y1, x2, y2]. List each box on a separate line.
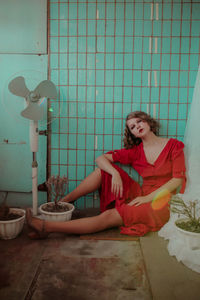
[170, 195, 200, 249]
[39, 175, 75, 222]
[0, 199, 25, 240]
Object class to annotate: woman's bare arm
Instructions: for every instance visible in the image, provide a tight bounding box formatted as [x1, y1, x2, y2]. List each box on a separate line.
[96, 154, 123, 197]
[96, 154, 114, 173]
[128, 177, 183, 206]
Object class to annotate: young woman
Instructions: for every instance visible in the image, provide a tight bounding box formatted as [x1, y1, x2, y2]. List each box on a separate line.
[26, 111, 186, 239]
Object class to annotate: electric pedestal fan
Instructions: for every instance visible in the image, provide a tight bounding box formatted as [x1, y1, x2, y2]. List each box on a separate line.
[8, 76, 57, 215]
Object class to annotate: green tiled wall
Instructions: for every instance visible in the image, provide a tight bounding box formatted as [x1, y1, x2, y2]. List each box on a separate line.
[49, 0, 200, 208]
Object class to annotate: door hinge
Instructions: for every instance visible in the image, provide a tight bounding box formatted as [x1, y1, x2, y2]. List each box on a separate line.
[39, 130, 48, 136]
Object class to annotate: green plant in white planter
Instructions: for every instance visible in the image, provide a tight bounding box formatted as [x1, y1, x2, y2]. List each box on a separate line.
[170, 195, 200, 233]
[39, 175, 75, 222]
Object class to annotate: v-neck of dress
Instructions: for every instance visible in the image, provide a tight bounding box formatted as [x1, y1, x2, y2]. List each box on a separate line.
[142, 138, 171, 166]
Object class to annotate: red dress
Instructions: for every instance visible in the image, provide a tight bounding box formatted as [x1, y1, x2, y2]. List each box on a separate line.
[99, 138, 186, 236]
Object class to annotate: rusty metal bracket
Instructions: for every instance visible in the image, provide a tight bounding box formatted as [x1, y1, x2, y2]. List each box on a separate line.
[39, 130, 48, 136]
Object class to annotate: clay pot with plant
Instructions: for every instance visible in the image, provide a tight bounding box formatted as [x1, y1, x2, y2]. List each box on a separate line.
[0, 198, 26, 239]
[39, 175, 75, 222]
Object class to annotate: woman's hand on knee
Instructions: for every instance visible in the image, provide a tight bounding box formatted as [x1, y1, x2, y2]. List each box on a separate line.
[128, 195, 151, 207]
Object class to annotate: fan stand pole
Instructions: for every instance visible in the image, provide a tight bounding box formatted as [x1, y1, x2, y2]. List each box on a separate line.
[32, 158, 38, 216]
[8, 76, 58, 216]
[30, 121, 39, 216]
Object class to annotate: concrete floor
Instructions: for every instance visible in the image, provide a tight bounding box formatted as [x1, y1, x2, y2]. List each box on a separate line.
[0, 208, 200, 300]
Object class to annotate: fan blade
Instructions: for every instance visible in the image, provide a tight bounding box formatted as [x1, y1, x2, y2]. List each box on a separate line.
[21, 102, 43, 121]
[8, 76, 30, 97]
[34, 80, 57, 100]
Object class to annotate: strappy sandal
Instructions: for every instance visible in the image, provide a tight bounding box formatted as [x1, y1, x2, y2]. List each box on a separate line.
[26, 208, 49, 240]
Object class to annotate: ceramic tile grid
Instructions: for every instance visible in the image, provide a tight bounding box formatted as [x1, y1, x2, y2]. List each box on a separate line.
[48, 0, 200, 208]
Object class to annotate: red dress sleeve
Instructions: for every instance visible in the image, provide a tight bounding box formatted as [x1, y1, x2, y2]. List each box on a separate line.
[171, 140, 186, 193]
[106, 147, 137, 165]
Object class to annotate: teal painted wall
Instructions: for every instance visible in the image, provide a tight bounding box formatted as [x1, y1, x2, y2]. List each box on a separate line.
[0, 0, 47, 54]
[0, 0, 48, 199]
[48, 0, 200, 209]
[0, 61, 48, 192]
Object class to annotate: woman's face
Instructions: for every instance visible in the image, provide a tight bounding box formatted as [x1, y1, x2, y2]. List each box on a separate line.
[126, 117, 151, 138]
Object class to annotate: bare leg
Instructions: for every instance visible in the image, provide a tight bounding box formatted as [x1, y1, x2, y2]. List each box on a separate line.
[27, 208, 123, 236]
[62, 168, 102, 203]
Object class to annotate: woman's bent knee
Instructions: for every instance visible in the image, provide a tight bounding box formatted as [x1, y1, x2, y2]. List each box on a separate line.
[100, 208, 123, 227]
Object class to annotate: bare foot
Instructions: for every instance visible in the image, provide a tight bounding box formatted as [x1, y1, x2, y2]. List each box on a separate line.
[59, 196, 74, 203]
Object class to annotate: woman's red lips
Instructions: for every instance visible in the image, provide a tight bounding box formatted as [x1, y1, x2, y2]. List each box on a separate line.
[139, 129, 143, 133]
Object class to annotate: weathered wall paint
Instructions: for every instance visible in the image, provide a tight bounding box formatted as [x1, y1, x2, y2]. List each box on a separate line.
[0, 0, 48, 193]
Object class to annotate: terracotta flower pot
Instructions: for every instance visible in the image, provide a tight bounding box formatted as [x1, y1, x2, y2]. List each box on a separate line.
[0, 208, 26, 240]
[39, 202, 75, 222]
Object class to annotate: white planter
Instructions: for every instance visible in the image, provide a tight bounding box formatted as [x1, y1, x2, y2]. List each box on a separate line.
[39, 202, 75, 222]
[0, 208, 26, 240]
[175, 218, 200, 250]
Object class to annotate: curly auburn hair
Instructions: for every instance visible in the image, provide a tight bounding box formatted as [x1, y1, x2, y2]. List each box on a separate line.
[123, 111, 160, 149]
